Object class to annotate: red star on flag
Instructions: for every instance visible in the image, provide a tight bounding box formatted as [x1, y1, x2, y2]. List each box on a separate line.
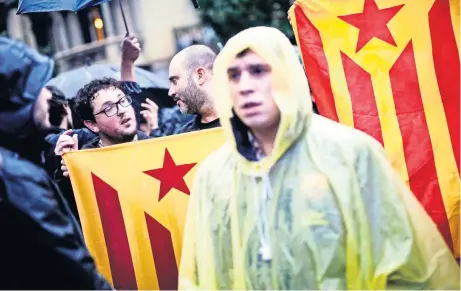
[144, 149, 197, 201]
[338, 0, 404, 53]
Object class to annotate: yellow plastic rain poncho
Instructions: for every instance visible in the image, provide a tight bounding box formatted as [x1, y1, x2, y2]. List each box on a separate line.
[179, 26, 460, 290]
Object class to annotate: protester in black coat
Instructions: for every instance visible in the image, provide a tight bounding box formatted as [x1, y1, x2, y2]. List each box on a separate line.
[0, 37, 112, 290]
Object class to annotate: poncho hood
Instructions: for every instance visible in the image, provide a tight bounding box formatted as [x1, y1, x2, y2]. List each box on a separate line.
[212, 26, 312, 174]
[0, 37, 54, 163]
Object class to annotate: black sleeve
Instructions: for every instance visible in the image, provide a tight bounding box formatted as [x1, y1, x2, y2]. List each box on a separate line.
[149, 123, 176, 137]
[3, 169, 112, 290]
[52, 128, 97, 180]
[121, 81, 142, 95]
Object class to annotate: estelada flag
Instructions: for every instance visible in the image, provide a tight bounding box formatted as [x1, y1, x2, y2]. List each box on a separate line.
[289, 0, 460, 258]
[64, 128, 225, 290]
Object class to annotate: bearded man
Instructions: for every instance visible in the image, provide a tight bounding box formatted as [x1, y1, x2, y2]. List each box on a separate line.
[168, 45, 220, 133]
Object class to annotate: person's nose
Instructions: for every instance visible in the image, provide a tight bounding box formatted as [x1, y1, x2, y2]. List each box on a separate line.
[238, 71, 254, 97]
[168, 86, 176, 97]
[117, 103, 128, 115]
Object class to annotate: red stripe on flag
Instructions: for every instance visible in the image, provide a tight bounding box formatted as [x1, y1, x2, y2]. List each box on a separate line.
[429, 0, 460, 173]
[390, 42, 453, 250]
[92, 174, 138, 290]
[294, 5, 339, 122]
[340, 52, 384, 145]
[145, 213, 178, 290]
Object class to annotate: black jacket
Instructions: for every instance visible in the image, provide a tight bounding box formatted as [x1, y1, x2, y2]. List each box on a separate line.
[176, 115, 221, 134]
[0, 148, 111, 289]
[45, 128, 98, 222]
[0, 37, 111, 290]
[82, 130, 150, 149]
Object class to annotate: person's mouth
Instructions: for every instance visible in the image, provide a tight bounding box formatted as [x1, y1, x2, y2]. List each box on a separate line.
[240, 101, 262, 117]
[121, 117, 132, 125]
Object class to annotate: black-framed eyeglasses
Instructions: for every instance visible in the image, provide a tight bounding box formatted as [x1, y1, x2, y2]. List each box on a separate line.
[94, 95, 132, 117]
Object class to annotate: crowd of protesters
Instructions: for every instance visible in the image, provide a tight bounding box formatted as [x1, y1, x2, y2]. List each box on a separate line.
[0, 33, 225, 289]
[0, 24, 458, 290]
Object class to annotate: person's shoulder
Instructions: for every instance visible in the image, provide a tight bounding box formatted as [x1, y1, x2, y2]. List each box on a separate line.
[0, 147, 51, 193]
[191, 143, 235, 204]
[308, 114, 384, 160]
[194, 143, 234, 180]
[74, 128, 97, 147]
[176, 117, 196, 134]
[81, 136, 100, 150]
[137, 130, 150, 140]
[160, 107, 192, 122]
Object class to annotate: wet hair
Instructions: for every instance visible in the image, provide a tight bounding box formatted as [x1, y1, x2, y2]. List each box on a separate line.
[73, 77, 123, 122]
[45, 85, 68, 127]
[236, 48, 251, 58]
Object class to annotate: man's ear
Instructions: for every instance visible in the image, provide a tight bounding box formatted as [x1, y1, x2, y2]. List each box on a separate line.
[195, 67, 207, 86]
[83, 120, 99, 133]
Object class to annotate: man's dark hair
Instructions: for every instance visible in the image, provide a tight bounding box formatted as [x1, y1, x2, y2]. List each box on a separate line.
[73, 77, 123, 122]
[45, 85, 68, 127]
[236, 48, 251, 58]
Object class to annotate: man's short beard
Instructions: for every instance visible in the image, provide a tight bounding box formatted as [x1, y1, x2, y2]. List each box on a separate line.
[181, 77, 207, 115]
[100, 128, 137, 145]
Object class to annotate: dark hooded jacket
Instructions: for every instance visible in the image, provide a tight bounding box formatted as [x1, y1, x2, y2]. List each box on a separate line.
[0, 37, 111, 290]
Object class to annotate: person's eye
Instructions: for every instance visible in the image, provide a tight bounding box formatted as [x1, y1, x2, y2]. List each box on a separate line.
[119, 97, 128, 105]
[250, 65, 269, 76]
[228, 71, 241, 81]
[104, 104, 115, 112]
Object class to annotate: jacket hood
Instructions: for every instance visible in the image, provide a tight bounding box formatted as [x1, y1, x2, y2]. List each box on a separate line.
[0, 37, 54, 161]
[212, 26, 313, 174]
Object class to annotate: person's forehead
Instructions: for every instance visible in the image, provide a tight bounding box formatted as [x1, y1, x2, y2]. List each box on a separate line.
[229, 51, 268, 68]
[41, 87, 52, 98]
[92, 87, 123, 107]
[169, 55, 185, 74]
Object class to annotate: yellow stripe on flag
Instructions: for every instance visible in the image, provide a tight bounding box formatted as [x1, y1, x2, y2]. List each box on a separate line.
[410, 3, 460, 258]
[449, 0, 460, 50]
[370, 72, 408, 182]
[65, 128, 226, 289]
[323, 51, 354, 127]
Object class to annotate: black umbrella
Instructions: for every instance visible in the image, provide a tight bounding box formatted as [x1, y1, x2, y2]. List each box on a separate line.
[15, 0, 110, 13]
[14, 0, 131, 34]
[47, 63, 169, 98]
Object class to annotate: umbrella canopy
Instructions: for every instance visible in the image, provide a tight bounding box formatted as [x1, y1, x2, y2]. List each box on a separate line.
[47, 64, 170, 98]
[16, 0, 111, 13]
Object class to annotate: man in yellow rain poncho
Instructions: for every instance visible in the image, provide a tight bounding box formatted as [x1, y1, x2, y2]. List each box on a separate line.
[179, 26, 460, 290]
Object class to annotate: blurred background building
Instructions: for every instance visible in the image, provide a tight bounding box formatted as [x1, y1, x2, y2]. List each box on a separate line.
[0, 0, 292, 76]
[0, 0, 209, 75]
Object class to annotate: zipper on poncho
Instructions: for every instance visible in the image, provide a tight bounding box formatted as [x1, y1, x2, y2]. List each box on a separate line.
[254, 174, 273, 262]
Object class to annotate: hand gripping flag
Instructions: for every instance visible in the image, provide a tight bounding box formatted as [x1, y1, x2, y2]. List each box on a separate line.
[64, 128, 225, 290]
[289, 0, 460, 259]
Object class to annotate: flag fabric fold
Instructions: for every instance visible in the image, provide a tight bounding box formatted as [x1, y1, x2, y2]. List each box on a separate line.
[289, 0, 460, 259]
[64, 128, 225, 290]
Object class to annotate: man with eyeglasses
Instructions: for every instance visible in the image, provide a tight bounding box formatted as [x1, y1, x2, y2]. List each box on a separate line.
[55, 78, 150, 155]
